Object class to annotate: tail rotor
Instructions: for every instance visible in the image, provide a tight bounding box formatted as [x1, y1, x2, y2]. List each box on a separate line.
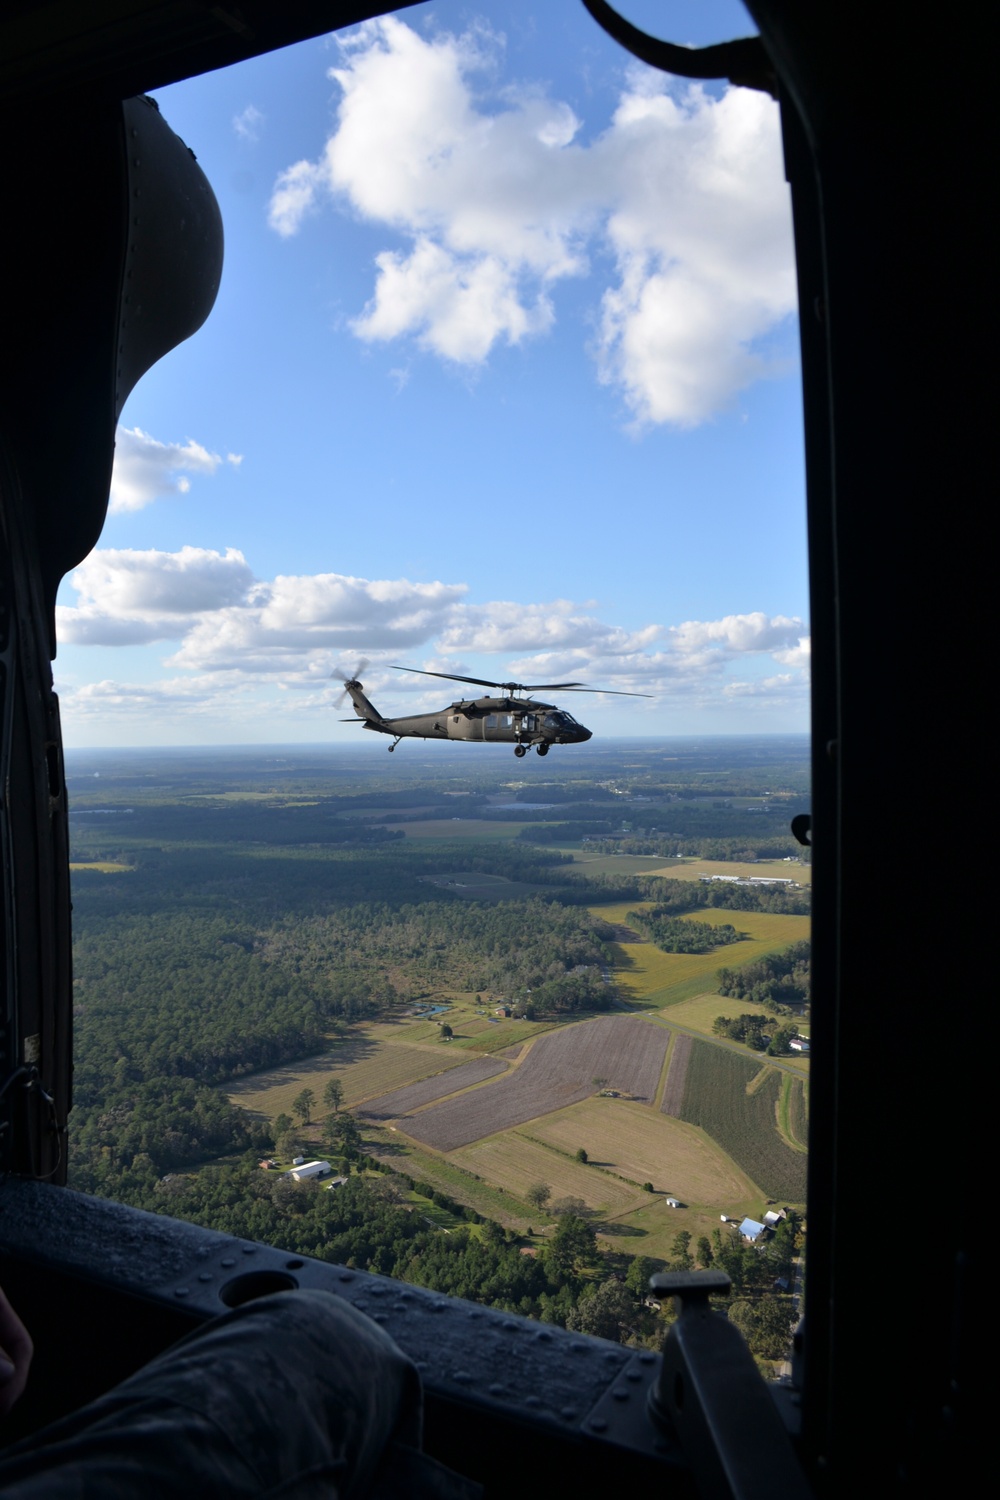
[333, 658, 370, 709]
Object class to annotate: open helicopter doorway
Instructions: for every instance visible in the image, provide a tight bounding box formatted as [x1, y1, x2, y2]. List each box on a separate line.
[28, 0, 813, 1490]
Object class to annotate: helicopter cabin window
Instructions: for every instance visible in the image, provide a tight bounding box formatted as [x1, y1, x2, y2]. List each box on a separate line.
[55, 0, 809, 1372]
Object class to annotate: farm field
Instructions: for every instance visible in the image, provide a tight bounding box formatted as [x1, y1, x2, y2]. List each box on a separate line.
[450, 1133, 640, 1217]
[670, 858, 811, 885]
[69, 861, 132, 873]
[226, 1033, 471, 1119]
[560, 854, 688, 877]
[402, 1015, 669, 1152]
[661, 995, 810, 1073]
[590, 904, 810, 1009]
[359, 1056, 508, 1120]
[679, 1041, 808, 1202]
[779, 1074, 809, 1151]
[560, 853, 810, 885]
[599, 1193, 757, 1262]
[526, 1097, 759, 1208]
[365, 1131, 542, 1231]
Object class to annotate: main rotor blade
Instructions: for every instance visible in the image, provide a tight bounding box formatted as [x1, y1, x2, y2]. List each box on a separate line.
[547, 686, 655, 698]
[389, 665, 510, 691]
[388, 664, 652, 698]
[389, 665, 587, 692]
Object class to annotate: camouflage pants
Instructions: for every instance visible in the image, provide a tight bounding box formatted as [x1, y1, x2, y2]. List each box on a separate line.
[0, 1289, 478, 1499]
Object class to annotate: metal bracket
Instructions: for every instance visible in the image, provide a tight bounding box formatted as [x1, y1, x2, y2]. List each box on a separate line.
[648, 1272, 812, 1500]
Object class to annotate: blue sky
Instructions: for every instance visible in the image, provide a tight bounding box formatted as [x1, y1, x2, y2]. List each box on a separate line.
[54, 1, 809, 748]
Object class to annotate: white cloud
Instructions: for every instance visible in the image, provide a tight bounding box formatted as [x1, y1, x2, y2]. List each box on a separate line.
[57, 546, 808, 717]
[723, 673, 802, 699]
[233, 104, 265, 142]
[670, 611, 807, 661]
[268, 159, 322, 236]
[109, 427, 240, 513]
[267, 17, 795, 423]
[171, 573, 467, 673]
[438, 599, 662, 656]
[58, 547, 255, 645]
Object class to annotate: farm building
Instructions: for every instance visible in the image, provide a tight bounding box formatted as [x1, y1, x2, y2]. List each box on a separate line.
[789, 1036, 810, 1052]
[738, 1218, 768, 1243]
[665, 1197, 680, 1208]
[763, 1209, 787, 1227]
[324, 1176, 349, 1191]
[287, 1159, 333, 1183]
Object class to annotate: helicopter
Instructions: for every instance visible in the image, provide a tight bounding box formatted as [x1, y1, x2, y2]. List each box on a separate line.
[337, 664, 651, 756]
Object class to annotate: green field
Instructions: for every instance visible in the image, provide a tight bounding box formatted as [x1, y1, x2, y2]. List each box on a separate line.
[590, 903, 809, 1009]
[669, 858, 811, 885]
[654, 994, 810, 1074]
[679, 1041, 808, 1202]
[69, 861, 132, 873]
[226, 1032, 471, 1118]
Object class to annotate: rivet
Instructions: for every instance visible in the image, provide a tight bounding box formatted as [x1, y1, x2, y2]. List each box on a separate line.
[432, 1301, 448, 1313]
[174, 1287, 189, 1297]
[626, 1371, 642, 1383]
[415, 1361, 428, 1372]
[612, 1389, 630, 1402]
[221, 1258, 236, 1268]
[602, 1351, 619, 1363]
[242, 1246, 256, 1255]
[560, 1407, 577, 1421]
[571, 1342, 589, 1354]
[369, 1285, 384, 1297]
[468, 1309, 482, 1320]
[589, 1418, 608, 1433]
[534, 1329, 552, 1342]
[198, 1273, 212, 1283]
[452, 1371, 470, 1385]
[488, 1383, 505, 1397]
[392, 1303, 408, 1314]
[502, 1320, 518, 1331]
[524, 1395, 541, 1408]
[373, 1314, 387, 1324]
[338, 1272, 355, 1282]
[639, 1352, 656, 1365]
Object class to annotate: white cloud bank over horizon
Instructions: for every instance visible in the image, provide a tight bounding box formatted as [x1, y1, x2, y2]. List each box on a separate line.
[56, 545, 808, 724]
[268, 16, 796, 425]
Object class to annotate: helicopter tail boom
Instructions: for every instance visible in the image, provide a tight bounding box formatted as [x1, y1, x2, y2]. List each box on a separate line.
[342, 679, 383, 724]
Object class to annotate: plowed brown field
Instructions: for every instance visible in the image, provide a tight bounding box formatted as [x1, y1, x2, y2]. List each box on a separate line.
[358, 1057, 508, 1119]
[661, 1034, 693, 1116]
[403, 1015, 669, 1152]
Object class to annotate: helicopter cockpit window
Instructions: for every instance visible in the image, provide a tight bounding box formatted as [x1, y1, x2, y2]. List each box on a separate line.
[53, 0, 808, 1374]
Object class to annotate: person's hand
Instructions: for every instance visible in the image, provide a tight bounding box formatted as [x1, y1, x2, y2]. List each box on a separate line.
[0, 1286, 33, 1415]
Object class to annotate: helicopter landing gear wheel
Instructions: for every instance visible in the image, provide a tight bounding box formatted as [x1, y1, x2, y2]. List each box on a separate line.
[514, 744, 527, 759]
[536, 743, 549, 756]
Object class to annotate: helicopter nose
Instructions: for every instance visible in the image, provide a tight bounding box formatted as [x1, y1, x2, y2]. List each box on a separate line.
[576, 725, 593, 742]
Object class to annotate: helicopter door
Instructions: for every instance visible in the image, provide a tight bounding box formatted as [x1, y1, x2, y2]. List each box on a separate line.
[522, 714, 536, 735]
[484, 714, 499, 741]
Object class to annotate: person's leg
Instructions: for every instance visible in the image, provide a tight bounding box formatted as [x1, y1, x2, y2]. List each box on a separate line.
[0, 1289, 445, 1499]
